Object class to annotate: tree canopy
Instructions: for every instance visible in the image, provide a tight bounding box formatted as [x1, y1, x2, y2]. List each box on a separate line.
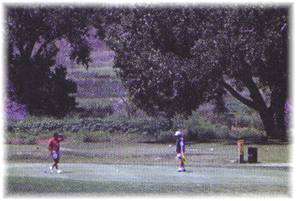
[6, 6, 289, 139]
[7, 7, 93, 116]
[96, 6, 289, 139]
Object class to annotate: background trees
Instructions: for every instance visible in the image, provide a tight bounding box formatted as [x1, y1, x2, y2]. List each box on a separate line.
[6, 6, 289, 139]
[97, 6, 289, 140]
[7, 7, 92, 117]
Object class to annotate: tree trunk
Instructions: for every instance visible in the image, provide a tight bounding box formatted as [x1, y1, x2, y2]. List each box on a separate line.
[276, 113, 287, 140]
[269, 87, 288, 141]
[274, 106, 288, 141]
[259, 110, 276, 138]
[223, 75, 288, 141]
[275, 96, 288, 140]
[259, 109, 287, 141]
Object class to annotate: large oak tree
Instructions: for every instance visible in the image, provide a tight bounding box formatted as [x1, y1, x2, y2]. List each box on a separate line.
[96, 6, 289, 140]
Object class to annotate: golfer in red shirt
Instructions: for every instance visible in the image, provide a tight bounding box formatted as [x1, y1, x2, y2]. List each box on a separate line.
[48, 132, 64, 174]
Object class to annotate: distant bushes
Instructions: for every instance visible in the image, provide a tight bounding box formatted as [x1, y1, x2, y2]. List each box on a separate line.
[6, 116, 171, 144]
[80, 131, 112, 143]
[6, 111, 266, 144]
[6, 130, 39, 145]
[183, 112, 230, 142]
[229, 127, 267, 141]
[233, 114, 263, 129]
[73, 106, 114, 118]
[7, 116, 171, 137]
[168, 111, 265, 143]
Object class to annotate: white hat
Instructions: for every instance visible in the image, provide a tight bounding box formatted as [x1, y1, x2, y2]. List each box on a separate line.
[174, 130, 182, 136]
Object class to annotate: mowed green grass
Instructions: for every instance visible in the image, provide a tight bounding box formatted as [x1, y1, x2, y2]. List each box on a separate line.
[5, 139, 290, 196]
[6, 142, 290, 165]
[7, 176, 179, 195]
[6, 175, 288, 196]
[6, 176, 225, 195]
[6, 161, 289, 196]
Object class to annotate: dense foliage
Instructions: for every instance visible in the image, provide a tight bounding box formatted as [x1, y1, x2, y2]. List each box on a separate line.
[7, 111, 268, 145]
[6, 6, 289, 140]
[96, 6, 289, 140]
[7, 7, 92, 116]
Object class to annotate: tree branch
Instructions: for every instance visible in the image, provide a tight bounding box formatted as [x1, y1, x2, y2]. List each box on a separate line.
[15, 41, 25, 57]
[222, 81, 258, 110]
[34, 33, 66, 57]
[34, 38, 58, 58]
[239, 64, 268, 111]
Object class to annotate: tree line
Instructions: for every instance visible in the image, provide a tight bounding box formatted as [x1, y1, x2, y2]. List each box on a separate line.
[6, 6, 289, 140]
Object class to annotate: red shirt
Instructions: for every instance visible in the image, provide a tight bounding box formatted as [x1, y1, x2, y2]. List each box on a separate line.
[48, 137, 63, 152]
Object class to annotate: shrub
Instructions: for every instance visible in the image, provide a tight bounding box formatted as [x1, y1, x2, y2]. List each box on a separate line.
[8, 111, 266, 144]
[81, 131, 112, 143]
[213, 125, 230, 139]
[184, 111, 230, 141]
[22, 135, 37, 145]
[156, 130, 175, 143]
[7, 116, 172, 138]
[229, 127, 265, 140]
[5, 131, 38, 145]
[73, 106, 114, 118]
